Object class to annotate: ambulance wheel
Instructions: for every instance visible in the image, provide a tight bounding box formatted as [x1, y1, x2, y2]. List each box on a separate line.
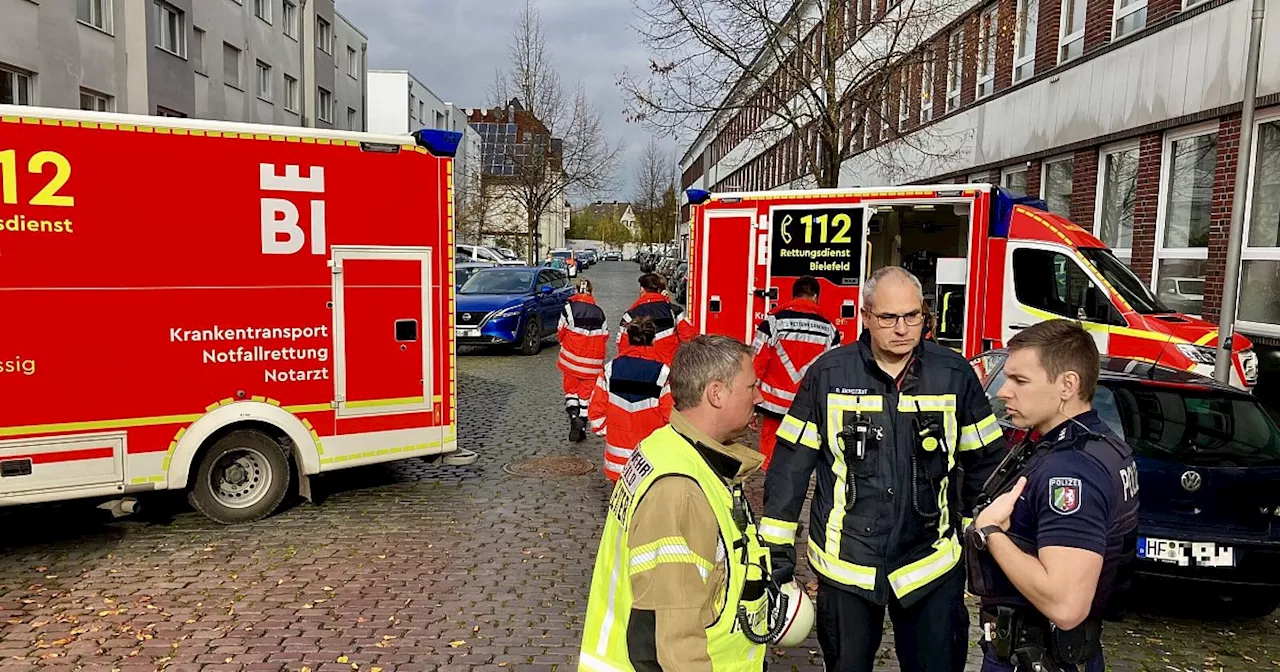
[517, 317, 542, 356]
[189, 429, 291, 525]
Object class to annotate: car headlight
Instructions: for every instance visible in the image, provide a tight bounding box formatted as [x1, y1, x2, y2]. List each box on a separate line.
[1175, 343, 1218, 365]
[490, 304, 524, 320]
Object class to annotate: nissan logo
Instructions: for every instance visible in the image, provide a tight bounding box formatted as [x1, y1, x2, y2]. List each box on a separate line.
[463, 313, 472, 321]
[1180, 470, 1203, 493]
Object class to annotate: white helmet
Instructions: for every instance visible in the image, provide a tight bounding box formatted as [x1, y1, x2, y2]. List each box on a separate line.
[772, 581, 815, 648]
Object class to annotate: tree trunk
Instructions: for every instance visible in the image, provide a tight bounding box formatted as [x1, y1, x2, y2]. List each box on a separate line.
[527, 211, 539, 264]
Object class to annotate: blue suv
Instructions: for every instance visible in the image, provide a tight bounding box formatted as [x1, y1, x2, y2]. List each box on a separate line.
[455, 266, 575, 355]
[971, 350, 1280, 617]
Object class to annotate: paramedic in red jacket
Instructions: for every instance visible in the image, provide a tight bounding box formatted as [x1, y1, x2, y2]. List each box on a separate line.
[752, 276, 841, 470]
[558, 278, 609, 443]
[616, 273, 695, 366]
[588, 316, 674, 481]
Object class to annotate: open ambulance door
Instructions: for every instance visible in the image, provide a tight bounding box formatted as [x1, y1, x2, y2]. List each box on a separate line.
[698, 208, 760, 343]
[1002, 240, 1124, 353]
[765, 203, 871, 341]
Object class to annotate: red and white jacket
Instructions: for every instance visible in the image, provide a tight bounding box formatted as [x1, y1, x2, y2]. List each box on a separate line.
[557, 294, 609, 379]
[751, 298, 842, 417]
[616, 292, 696, 366]
[587, 343, 674, 480]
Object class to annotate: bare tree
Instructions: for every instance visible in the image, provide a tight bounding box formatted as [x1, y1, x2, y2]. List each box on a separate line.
[619, 0, 972, 189]
[632, 139, 678, 243]
[484, 0, 625, 263]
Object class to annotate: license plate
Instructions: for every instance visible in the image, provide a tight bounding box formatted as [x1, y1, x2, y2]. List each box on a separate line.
[456, 328, 480, 338]
[1244, 354, 1259, 383]
[1138, 537, 1236, 567]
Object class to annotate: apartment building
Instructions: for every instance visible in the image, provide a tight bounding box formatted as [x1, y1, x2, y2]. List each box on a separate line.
[680, 0, 1280, 344]
[0, 0, 367, 129]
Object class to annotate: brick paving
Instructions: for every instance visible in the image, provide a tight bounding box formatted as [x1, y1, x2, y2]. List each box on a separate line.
[0, 262, 1277, 671]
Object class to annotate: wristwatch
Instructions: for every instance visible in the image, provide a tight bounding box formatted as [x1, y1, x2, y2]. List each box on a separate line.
[970, 524, 1006, 551]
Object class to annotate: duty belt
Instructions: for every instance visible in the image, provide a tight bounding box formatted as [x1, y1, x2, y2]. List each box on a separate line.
[979, 605, 1102, 671]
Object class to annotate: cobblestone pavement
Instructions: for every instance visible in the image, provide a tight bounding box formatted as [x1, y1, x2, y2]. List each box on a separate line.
[1, 262, 1277, 672]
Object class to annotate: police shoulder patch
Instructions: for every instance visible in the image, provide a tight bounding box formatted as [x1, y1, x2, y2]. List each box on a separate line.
[1048, 476, 1083, 515]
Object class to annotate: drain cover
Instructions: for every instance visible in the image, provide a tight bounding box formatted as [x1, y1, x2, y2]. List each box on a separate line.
[503, 456, 595, 477]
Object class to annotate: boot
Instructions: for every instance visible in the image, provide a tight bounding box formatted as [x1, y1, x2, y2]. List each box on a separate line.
[569, 413, 586, 443]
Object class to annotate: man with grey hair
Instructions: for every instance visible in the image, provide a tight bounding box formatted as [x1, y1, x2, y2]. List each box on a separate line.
[761, 265, 1007, 672]
[579, 335, 776, 671]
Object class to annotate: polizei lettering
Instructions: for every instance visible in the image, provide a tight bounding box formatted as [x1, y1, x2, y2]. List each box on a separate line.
[260, 163, 326, 255]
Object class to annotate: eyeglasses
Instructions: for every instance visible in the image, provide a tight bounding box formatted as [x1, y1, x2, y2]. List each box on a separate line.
[865, 309, 926, 328]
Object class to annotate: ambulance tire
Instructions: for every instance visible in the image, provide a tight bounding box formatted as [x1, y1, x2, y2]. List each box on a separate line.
[517, 317, 542, 356]
[189, 429, 292, 525]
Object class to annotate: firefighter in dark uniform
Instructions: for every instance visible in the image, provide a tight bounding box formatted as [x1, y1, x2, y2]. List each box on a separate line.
[966, 319, 1140, 672]
[761, 266, 1008, 672]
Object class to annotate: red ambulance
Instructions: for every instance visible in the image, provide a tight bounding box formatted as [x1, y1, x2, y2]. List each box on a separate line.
[0, 105, 469, 524]
[684, 185, 1259, 391]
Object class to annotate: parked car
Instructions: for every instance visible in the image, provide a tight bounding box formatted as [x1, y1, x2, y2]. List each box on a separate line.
[579, 249, 598, 268]
[458, 244, 523, 266]
[602, 250, 622, 261]
[549, 248, 581, 277]
[496, 247, 524, 264]
[455, 260, 497, 288]
[455, 266, 575, 355]
[970, 349, 1280, 617]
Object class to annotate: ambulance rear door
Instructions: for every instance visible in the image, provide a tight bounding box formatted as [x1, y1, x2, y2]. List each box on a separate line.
[698, 208, 758, 343]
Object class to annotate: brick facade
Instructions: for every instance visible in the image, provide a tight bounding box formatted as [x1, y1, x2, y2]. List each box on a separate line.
[1129, 133, 1164, 284]
[1025, 159, 1044, 199]
[933, 35, 950, 119]
[1071, 148, 1099, 226]
[961, 13, 980, 107]
[1203, 115, 1242, 322]
[1147, 0, 1183, 24]
[1035, 0, 1064, 74]
[994, 0, 1018, 92]
[1081, 0, 1113, 53]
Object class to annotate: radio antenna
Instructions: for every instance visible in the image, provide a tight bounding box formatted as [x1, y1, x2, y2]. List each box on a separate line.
[1148, 331, 1177, 380]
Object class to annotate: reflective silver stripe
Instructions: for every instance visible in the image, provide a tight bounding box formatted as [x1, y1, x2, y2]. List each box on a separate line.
[628, 541, 712, 580]
[561, 349, 606, 366]
[559, 358, 602, 376]
[758, 399, 789, 415]
[605, 444, 633, 459]
[579, 652, 627, 672]
[758, 521, 797, 545]
[564, 323, 610, 338]
[603, 460, 625, 474]
[759, 381, 796, 401]
[607, 392, 661, 413]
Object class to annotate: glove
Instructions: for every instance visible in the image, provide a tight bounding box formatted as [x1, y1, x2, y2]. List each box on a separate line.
[770, 550, 796, 586]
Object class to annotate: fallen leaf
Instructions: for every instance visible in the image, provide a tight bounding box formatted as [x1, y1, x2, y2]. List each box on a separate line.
[337, 655, 349, 663]
[323, 586, 333, 591]
[449, 640, 466, 648]
[301, 667, 312, 672]
[225, 658, 234, 664]
[371, 668, 383, 672]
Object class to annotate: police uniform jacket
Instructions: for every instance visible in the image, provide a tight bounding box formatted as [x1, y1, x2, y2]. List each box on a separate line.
[972, 410, 1140, 620]
[761, 330, 1007, 607]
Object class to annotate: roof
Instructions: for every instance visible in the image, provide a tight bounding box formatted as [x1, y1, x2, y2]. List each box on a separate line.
[983, 349, 1246, 396]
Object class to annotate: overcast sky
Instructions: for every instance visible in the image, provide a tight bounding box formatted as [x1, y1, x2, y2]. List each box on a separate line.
[340, 0, 684, 205]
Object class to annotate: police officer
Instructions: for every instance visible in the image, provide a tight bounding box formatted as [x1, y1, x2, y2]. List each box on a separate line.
[762, 266, 1008, 672]
[966, 319, 1140, 672]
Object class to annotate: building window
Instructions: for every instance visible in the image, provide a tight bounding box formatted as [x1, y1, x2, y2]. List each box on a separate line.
[1013, 0, 1037, 82]
[898, 67, 911, 127]
[1114, 0, 1147, 38]
[254, 0, 271, 23]
[317, 17, 333, 54]
[919, 51, 934, 123]
[1154, 127, 1217, 316]
[193, 28, 205, 72]
[1059, 0, 1086, 63]
[880, 90, 891, 141]
[154, 1, 187, 57]
[348, 107, 358, 130]
[283, 74, 299, 112]
[79, 89, 113, 112]
[283, 1, 298, 39]
[223, 43, 241, 88]
[77, 0, 113, 32]
[1095, 144, 1139, 262]
[318, 87, 333, 123]
[1239, 117, 1280, 332]
[256, 60, 272, 101]
[347, 47, 358, 78]
[409, 94, 416, 120]
[156, 106, 187, 117]
[1042, 156, 1073, 215]
[0, 66, 32, 106]
[976, 5, 997, 99]
[946, 27, 963, 112]
[1002, 165, 1028, 195]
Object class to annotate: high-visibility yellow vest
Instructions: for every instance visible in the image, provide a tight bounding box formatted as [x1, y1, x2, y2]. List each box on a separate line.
[578, 426, 772, 671]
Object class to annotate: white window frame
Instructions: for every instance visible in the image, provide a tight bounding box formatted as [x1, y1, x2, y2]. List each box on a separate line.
[880, 90, 892, 141]
[920, 51, 935, 123]
[254, 0, 271, 24]
[256, 60, 272, 102]
[1152, 121, 1218, 317]
[79, 88, 114, 112]
[946, 27, 963, 112]
[1093, 141, 1141, 263]
[283, 74, 299, 112]
[976, 5, 998, 99]
[154, 1, 187, 58]
[0, 66, 33, 106]
[77, 0, 114, 33]
[1041, 155, 1074, 215]
[347, 46, 358, 78]
[283, 1, 298, 39]
[317, 17, 333, 55]
[348, 107, 358, 130]
[1183, 0, 1210, 7]
[1236, 109, 1280, 336]
[1012, 0, 1037, 82]
[1113, 0, 1147, 39]
[318, 86, 333, 123]
[1002, 164, 1029, 193]
[1058, 0, 1086, 63]
[223, 42, 242, 89]
[898, 66, 911, 126]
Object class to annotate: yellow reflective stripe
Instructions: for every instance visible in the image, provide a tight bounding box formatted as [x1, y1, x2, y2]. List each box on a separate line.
[628, 536, 713, 580]
[824, 394, 881, 557]
[808, 541, 877, 590]
[827, 393, 883, 412]
[961, 516, 974, 531]
[759, 517, 798, 545]
[887, 533, 962, 599]
[958, 414, 1001, 452]
[897, 394, 957, 413]
[579, 651, 628, 672]
[778, 414, 820, 449]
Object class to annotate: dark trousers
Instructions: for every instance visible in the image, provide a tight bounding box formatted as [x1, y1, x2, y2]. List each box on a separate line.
[978, 642, 1105, 672]
[816, 566, 969, 672]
